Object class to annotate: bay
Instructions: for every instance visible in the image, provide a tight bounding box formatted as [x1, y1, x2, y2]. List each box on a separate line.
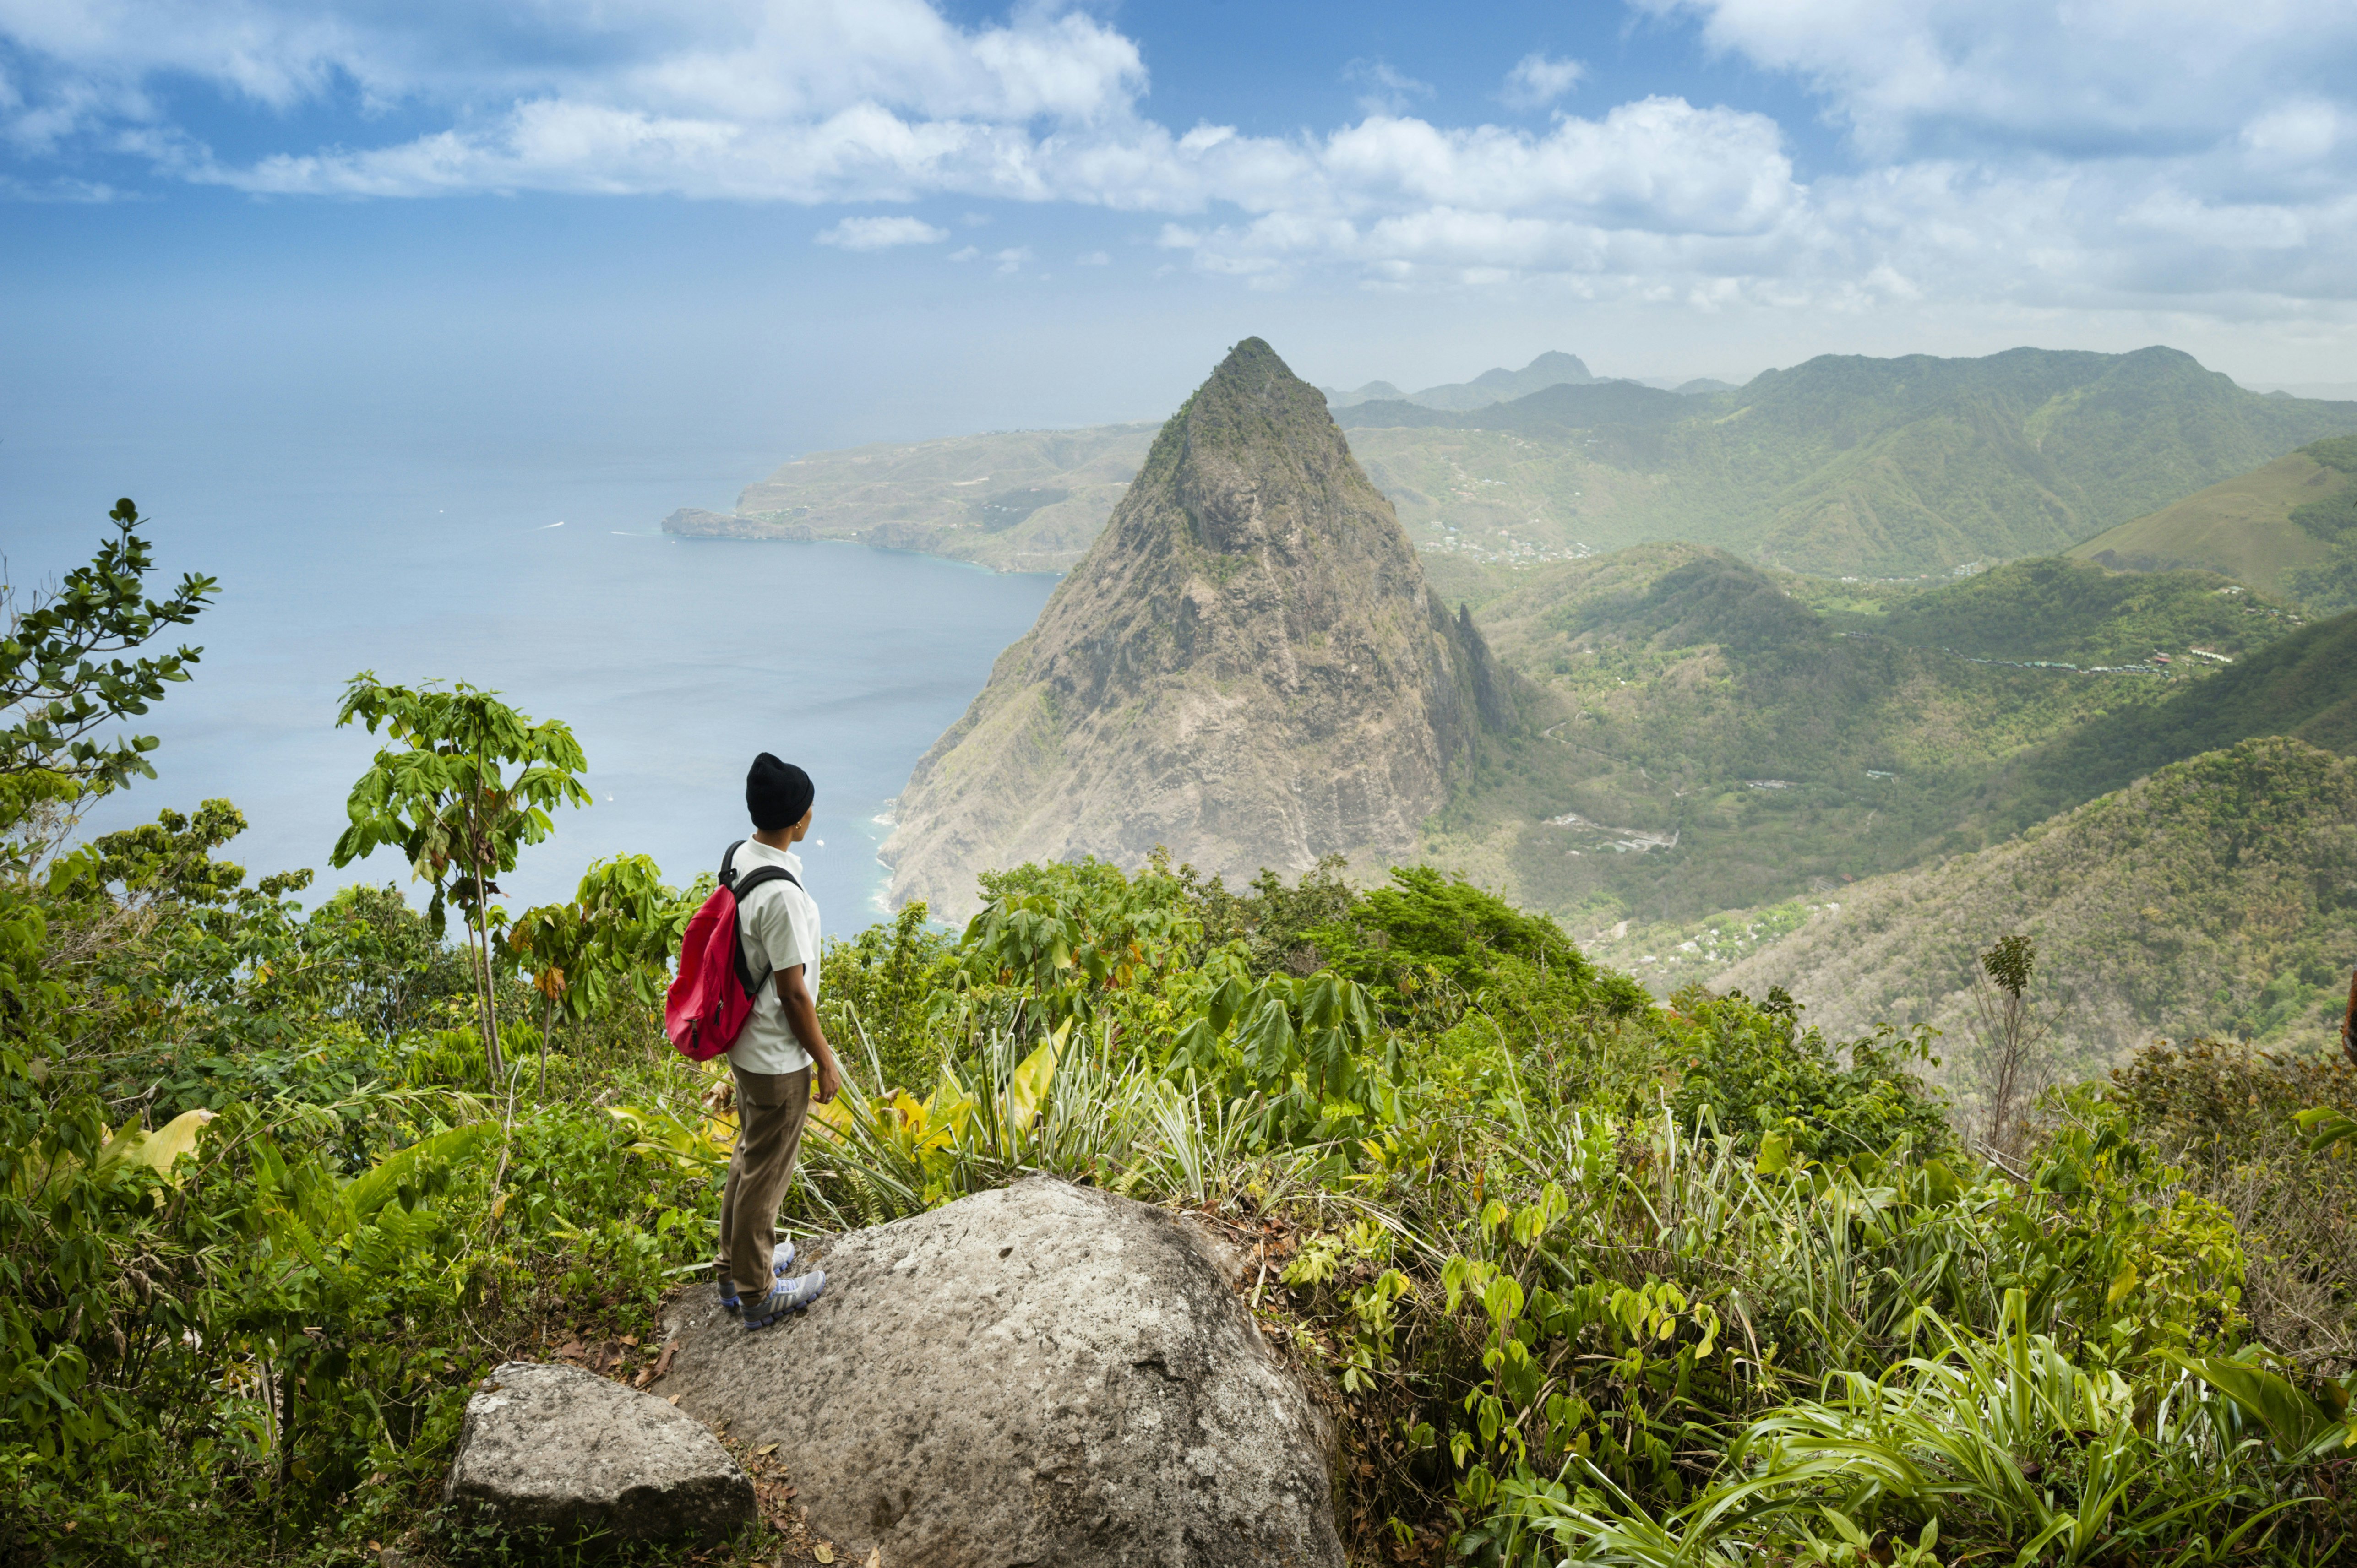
[0, 434, 1056, 928]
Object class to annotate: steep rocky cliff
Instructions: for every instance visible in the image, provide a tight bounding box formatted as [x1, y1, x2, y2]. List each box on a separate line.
[882, 338, 1518, 919]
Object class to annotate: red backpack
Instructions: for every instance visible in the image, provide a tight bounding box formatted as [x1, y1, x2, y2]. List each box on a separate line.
[664, 841, 800, 1063]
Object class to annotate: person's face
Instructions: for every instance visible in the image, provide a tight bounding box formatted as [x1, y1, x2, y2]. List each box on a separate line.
[793, 804, 815, 840]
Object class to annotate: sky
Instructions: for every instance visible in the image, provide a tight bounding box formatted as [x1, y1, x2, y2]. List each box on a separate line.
[5, 0, 2357, 470]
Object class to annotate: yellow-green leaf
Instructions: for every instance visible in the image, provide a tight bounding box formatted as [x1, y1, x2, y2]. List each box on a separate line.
[96, 1107, 217, 1186]
[1008, 1033, 1061, 1128]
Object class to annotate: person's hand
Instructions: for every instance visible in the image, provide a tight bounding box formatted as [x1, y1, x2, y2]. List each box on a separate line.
[812, 1051, 843, 1106]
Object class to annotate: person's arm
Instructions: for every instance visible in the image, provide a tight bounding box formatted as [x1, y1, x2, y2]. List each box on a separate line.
[777, 963, 844, 1104]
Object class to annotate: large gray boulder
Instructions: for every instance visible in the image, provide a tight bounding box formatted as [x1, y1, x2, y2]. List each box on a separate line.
[442, 1360, 754, 1552]
[655, 1176, 1343, 1568]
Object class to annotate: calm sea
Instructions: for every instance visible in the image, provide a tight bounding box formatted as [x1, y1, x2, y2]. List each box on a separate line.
[0, 434, 1056, 929]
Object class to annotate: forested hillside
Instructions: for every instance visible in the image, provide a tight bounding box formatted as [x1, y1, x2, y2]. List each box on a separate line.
[1720, 737, 2357, 1074]
[8, 501, 2357, 1568]
[2070, 434, 2357, 614]
[1434, 546, 2316, 929]
[1981, 607, 2357, 835]
[1347, 346, 2357, 576]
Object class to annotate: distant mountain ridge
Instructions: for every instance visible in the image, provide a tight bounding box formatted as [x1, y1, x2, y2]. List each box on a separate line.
[1321, 350, 1595, 410]
[663, 342, 2357, 581]
[1346, 345, 2357, 576]
[881, 339, 1519, 919]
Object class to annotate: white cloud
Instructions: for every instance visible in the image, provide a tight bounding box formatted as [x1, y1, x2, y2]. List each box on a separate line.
[1076, 249, 1109, 265]
[1, 0, 2354, 325]
[817, 214, 949, 248]
[1501, 53, 1587, 110]
[1342, 59, 1433, 117]
[0, 0, 1147, 162]
[2242, 101, 2341, 166]
[1640, 0, 2357, 158]
[943, 241, 1027, 272]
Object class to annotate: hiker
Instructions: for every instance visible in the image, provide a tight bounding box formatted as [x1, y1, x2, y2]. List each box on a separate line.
[714, 752, 846, 1330]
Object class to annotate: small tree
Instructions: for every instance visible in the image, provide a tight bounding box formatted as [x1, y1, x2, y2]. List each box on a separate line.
[507, 854, 695, 1091]
[1968, 932, 2052, 1161]
[329, 675, 589, 1080]
[2, 498, 215, 807]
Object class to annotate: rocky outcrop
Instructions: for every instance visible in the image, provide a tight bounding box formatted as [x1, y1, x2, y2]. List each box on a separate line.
[441, 1360, 754, 1551]
[653, 1176, 1344, 1568]
[881, 337, 1519, 919]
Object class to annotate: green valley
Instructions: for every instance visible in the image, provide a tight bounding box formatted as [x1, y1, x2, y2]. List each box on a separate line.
[1716, 736, 2357, 1074]
[1422, 548, 2326, 932]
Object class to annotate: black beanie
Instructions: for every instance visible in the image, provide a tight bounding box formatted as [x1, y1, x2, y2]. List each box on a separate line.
[746, 753, 815, 831]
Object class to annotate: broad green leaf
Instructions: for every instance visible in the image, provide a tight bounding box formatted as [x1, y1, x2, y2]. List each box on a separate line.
[2166, 1352, 2343, 1459]
[346, 1124, 500, 1218]
[2295, 1107, 2357, 1156]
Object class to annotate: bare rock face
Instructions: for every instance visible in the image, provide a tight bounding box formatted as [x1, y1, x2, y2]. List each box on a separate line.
[653, 1177, 1344, 1568]
[441, 1360, 754, 1552]
[882, 337, 1517, 920]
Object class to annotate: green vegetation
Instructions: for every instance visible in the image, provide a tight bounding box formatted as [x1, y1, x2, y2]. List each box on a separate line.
[1987, 609, 2357, 834]
[1443, 548, 2294, 932]
[680, 344, 2357, 585]
[12, 501, 2357, 1568]
[2070, 438, 2357, 606]
[1862, 557, 2298, 667]
[2283, 437, 2357, 614]
[1349, 346, 2357, 577]
[1717, 737, 2357, 1077]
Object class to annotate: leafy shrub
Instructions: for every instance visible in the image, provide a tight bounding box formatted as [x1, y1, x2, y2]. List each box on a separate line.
[1668, 986, 1951, 1160]
[821, 902, 955, 1092]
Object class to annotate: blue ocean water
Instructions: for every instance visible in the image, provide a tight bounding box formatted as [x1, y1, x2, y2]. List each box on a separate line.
[0, 434, 1055, 928]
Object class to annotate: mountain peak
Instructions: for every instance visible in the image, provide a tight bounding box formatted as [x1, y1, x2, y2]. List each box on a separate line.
[1472, 350, 1591, 391]
[881, 339, 1519, 918]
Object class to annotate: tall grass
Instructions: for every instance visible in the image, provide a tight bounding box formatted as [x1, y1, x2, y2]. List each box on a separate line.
[1499, 1291, 2307, 1567]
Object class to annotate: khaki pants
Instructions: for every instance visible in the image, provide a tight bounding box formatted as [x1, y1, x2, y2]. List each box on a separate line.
[716, 1064, 812, 1297]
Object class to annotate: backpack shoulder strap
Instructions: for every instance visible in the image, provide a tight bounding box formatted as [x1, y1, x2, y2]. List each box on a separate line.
[723, 855, 803, 998]
[721, 841, 804, 896]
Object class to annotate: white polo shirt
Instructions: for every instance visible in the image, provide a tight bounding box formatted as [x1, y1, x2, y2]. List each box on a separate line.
[727, 838, 820, 1076]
